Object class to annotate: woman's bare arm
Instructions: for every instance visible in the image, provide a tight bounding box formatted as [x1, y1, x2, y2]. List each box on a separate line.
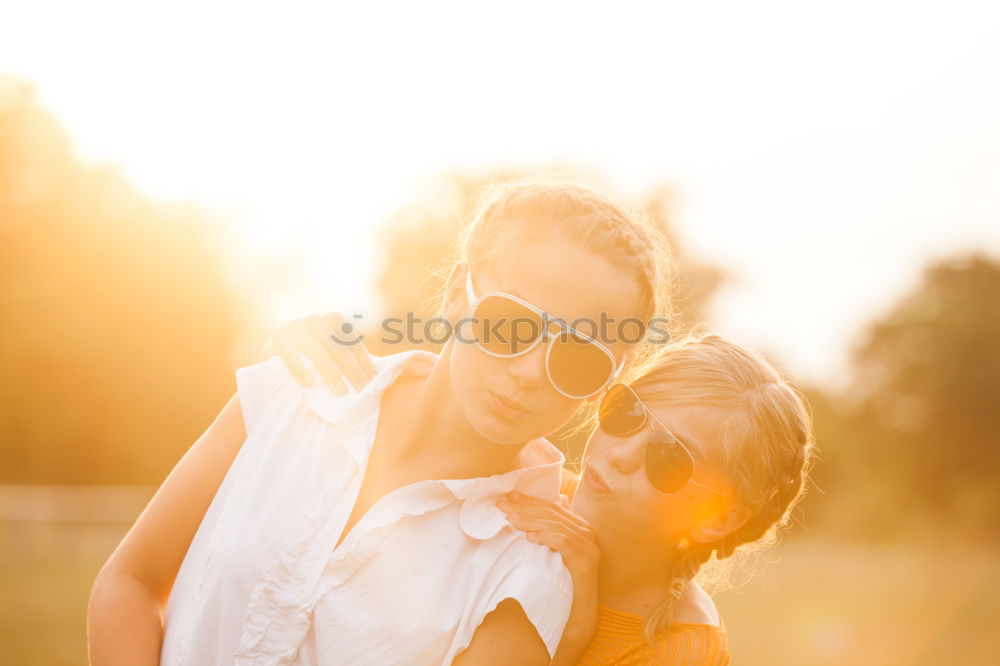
[87, 393, 247, 666]
[452, 599, 551, 666]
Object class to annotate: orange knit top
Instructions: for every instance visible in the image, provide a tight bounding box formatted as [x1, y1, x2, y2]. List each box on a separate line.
[561, 472, 731, 665]
[575, 605, 729, 665]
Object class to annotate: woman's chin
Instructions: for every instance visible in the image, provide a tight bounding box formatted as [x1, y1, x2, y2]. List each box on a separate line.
[467, 409, 536, 446]
[465, 396, 554, 445]
[570, 490, 605, 523]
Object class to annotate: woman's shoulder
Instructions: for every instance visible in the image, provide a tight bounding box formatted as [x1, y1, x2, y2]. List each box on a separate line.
[235, 349, 427, 435]
[234, 356, 291, 432]
[673, 579, 722, 627]
[660, 582, 729, 666]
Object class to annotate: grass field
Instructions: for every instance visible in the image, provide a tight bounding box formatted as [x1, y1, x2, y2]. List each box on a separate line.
[2, 523, 997, 665]
[712, 536, 1000, 665]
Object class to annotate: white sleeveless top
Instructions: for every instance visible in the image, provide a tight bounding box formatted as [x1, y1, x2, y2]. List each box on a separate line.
[160, 349, 572, 665]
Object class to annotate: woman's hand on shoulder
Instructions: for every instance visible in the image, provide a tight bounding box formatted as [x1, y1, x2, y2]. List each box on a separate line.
[498, 491, 601, 665]
[262, 312, 378, 394]
[498, 490, 600, 594]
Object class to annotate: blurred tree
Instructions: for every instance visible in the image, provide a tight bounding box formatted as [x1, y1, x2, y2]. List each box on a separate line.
[0, 77, 245, 485]
[641, 184, 725, 334]
[812, 253, 1000, 535]
[851, 253, 1000, 529]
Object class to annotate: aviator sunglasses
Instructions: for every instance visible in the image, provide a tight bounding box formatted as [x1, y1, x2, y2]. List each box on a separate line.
[598, 383, 731, 497]
[465, 272, 626, 400]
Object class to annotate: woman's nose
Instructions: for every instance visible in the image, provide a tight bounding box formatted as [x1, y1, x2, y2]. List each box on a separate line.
[505, 341, 547, 389]
[607, 432, 646, 476]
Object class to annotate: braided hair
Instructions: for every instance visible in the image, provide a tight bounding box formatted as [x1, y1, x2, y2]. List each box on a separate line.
[453, 180, 675, 364]
[629, 332, 816, 643]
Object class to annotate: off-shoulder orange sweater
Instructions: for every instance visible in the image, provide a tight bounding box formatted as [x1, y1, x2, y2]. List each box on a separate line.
[561, 472, 731, 665]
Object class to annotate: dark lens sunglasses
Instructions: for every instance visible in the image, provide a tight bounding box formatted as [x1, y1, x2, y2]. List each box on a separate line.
[465, 272, 626, 400]
[598, 383, 731, 497]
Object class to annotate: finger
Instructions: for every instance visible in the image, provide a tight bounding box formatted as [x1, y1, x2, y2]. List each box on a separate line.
[499, 500, 575, 528]
[524, 531, 600, 582]
[288, 323, 345, 393]
[349, 341, 379, 381]
[324, 311, 378, 380]
[507, 490, 582, 516]
[505, 503, 596, 543]
[522, 530, 578, 560]
[506, 515, 570, 537]
[310, 313, 369, 392]
[498, 501, 564, 523]
[503, 493, 591, 530]
[509, 514, 592, 550]
[314, 359, 348, 396]
[503, 491, 560, 509]
[295, 339, 348, 396]
[279, 351, 314, 387]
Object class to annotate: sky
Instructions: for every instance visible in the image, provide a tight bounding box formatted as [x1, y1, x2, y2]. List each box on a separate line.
[2, 0, 999, 388]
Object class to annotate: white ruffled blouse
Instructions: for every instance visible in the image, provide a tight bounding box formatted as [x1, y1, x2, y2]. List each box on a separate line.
[160, 349, 573, 665]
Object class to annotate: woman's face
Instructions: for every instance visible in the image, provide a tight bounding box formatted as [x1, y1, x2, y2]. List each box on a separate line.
[572, 401, 738, 549]
[447, 233, 644, 445]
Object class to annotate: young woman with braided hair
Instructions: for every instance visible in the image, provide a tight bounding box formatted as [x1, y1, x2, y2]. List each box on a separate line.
[89, 181, 674, 665]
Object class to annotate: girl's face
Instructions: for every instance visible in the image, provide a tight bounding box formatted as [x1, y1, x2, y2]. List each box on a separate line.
[447, 234, 644, 445]
[572, 401, 740, 550]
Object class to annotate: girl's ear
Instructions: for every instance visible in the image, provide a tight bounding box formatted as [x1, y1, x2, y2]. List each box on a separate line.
[689, 504, 751, 545]
[442, 261, 471, 325]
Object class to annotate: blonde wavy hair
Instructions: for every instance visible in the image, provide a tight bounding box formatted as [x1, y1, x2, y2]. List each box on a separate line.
[433, 179, 675, 370]
[622, 331, 816, 643]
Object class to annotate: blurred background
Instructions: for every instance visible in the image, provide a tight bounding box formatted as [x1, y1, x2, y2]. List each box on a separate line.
[2, 1, 999, 664]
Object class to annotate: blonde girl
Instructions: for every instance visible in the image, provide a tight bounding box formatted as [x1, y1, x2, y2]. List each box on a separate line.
[502, 333, 814, 664]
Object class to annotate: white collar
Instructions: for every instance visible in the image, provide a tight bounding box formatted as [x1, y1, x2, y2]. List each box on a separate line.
[301, 349, 565, 540]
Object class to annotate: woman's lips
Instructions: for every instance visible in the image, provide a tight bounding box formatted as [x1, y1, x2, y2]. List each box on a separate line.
[582, 465, 611, 495]
[487, 390, 530, 421]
